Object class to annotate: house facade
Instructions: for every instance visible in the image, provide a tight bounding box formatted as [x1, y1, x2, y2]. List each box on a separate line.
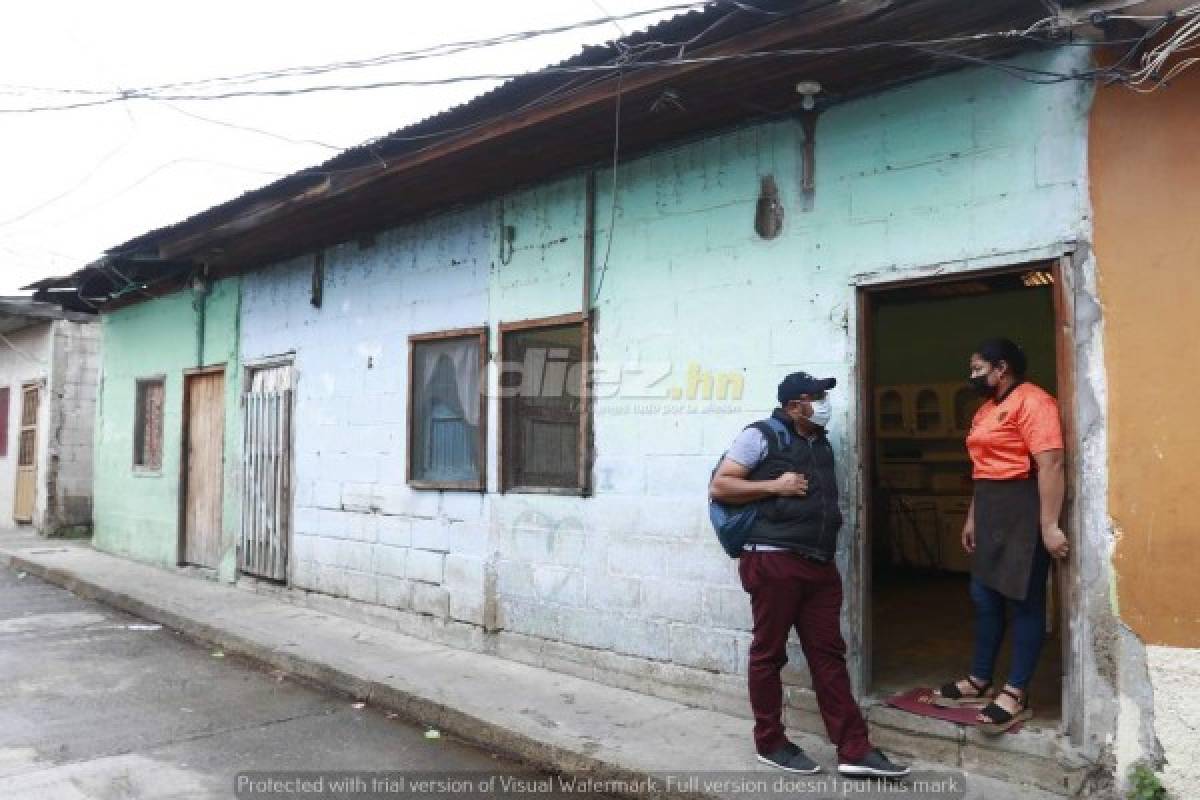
[0, 299, 99, 535]
[31, 2, 1200, 794]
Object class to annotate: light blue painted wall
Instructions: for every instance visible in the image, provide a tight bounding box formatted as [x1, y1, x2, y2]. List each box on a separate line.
[239, 49, 1093, 680]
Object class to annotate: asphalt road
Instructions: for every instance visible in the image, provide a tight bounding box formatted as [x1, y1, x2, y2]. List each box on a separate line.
[0, 564, 571, 800]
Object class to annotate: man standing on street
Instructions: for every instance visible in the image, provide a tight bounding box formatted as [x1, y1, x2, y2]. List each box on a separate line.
[709, 372, 909, 778]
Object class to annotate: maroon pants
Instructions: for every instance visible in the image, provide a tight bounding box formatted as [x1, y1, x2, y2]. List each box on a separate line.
[738, 551, 871, 762]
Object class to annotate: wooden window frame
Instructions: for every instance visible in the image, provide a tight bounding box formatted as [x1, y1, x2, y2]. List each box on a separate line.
[498, 312, 592, 496]
[0, 385, 9, 458]
[133, 376, 167, 474]
[407, 326, 489, 492]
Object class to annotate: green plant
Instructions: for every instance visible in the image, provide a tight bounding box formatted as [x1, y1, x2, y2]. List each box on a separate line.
[1128, 763, 1166, 800]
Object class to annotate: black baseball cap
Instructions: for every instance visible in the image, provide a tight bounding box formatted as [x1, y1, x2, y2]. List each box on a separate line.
[778, 371, 836, 403]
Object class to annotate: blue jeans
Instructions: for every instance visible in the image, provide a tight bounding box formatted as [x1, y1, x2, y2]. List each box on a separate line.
[969, 542, 1051, 690]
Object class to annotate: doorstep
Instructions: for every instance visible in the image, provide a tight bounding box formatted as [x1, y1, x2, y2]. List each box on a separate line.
[0, 529, 1091, 799]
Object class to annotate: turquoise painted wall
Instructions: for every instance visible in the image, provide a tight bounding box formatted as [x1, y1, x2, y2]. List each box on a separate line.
[93, 278, 242, 581]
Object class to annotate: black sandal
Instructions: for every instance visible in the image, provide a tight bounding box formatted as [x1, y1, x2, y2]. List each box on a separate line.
[932, 675, 992, 708]
[977, 688, 1033, 734]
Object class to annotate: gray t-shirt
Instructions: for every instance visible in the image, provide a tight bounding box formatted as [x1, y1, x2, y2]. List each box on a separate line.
[726, 427, 769, 470]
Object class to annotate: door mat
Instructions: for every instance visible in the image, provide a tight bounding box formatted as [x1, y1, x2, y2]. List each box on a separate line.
[885, 688, 1025, 734]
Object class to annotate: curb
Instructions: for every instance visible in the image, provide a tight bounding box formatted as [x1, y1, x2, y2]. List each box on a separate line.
[2, 549, 716, 800]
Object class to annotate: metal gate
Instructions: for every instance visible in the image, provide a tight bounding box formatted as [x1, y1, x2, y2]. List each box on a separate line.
[240, 365, 294, 581]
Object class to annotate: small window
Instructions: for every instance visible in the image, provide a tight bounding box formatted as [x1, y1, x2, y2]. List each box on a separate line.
[499, 314, 591, 493]
[407, 329, 487, 490]
[134, 378, 165, 471]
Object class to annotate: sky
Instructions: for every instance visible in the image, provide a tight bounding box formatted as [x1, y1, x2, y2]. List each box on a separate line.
[0, 0, 696, 294]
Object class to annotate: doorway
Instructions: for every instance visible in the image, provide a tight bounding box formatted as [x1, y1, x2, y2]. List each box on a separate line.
[13, 384, 39, 524]
[182, 368, 226, 568]
[859, 264, 1065, 726]
[239, 361, 295, 582]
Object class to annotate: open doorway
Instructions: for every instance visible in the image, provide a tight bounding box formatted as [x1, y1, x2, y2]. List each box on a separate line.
[862, 264, 1064, 725]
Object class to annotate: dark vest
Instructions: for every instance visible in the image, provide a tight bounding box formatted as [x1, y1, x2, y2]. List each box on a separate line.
[746, 409, 843, 561]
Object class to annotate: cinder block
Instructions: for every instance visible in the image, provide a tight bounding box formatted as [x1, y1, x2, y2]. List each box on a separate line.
[377, 576, 412, 610]
[449, 590, 485, 626]
[668, 624, 739, 673]
[703, 585, 752, 630]
[411, 517, 450, 552]
[447, 520, 489, 558]
[372, 543, 408, 579]
[584, 574, 641, 612]
[667, 544, 736, 583]
[336, 540, 373, 573]
[560, 608, 612, 650]
[345, 570, 378, 604]
[641, 579, 703, 623]
[531, 564, 585, 606]
[411, 582, 450, 618]
[607, 537, 670, 578]
[444, 554, 484, 590]
[608, 616, 671, 661]
[376, 515, 412, 548]
[498, 597, 562, 640]
[341, 483, 380, 512]
[406, 548, 445, 584]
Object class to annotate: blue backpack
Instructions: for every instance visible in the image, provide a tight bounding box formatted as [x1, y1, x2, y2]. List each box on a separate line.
[708, 417, 791, 558]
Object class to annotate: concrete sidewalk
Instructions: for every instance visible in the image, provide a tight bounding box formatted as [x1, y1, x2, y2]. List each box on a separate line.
[0, 530, 1069, 799]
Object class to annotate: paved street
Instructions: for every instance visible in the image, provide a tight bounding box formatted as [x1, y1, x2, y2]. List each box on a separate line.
[0, 565, 562, 800]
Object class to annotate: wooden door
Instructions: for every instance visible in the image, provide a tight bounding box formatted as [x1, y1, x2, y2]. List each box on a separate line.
[183, 371, 225, 568]
[239, 364, 294, 581]
[13, 385, 39, 523]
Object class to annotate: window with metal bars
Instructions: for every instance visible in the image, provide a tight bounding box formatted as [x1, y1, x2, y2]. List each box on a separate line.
[134, 378, 165, 471]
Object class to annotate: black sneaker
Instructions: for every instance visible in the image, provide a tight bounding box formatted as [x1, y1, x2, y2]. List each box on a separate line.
[837, 748, 910, 778]
[756, 742, 821, 774]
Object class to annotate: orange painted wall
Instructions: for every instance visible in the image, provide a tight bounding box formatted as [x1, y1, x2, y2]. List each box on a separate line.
[1090, 60, 1200, 648]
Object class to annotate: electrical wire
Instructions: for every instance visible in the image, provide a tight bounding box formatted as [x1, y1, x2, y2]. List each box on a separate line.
[0, 20, 1163, 115]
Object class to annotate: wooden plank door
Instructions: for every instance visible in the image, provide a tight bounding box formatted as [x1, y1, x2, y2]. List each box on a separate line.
[13, 385, 39, 524]
[239, 364, 294, 581]
[183, 371, 225, 568]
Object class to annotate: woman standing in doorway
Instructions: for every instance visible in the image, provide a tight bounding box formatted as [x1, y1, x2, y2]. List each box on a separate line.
[932, 338, 1068, 734]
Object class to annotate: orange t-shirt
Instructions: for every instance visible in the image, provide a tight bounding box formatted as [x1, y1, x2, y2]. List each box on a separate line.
[966, 382, 1064, 480]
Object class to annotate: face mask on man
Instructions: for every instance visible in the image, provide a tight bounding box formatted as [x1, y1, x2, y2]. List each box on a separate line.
[807, 396, 833, 428]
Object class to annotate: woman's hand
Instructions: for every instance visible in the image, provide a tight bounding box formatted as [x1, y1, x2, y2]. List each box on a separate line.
[1042, 523, 1069, 559]
[961, 519, 975, 554]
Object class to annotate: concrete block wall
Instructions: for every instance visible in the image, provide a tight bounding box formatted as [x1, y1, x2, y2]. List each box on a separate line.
[240, 205, 493, 621]
[238, 49, 1094, 710]
[45, 319, 101, 532]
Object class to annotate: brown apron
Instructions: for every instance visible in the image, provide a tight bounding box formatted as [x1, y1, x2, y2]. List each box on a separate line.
[972, 477, 1042, 601]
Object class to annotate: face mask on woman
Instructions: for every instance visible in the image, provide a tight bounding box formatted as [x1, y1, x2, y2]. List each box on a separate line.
[807, 396, 833, 428]
[969, 374, 994, 398]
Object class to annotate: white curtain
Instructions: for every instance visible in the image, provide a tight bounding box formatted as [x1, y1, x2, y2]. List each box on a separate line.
[418, 338, 480, 426]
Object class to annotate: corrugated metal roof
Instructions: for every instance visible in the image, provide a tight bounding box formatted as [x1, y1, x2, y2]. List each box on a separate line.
[112, 1, 775, 255]
[26, 0, 1054, 302]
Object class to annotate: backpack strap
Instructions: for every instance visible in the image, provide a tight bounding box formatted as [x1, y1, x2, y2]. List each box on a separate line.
[749, 416, 791, 459]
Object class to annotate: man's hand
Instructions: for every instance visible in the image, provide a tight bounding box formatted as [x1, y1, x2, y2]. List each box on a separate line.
[1042, 523, 1069, 559]
[772, 472, 808, 497]
[962, 519, 975, 554]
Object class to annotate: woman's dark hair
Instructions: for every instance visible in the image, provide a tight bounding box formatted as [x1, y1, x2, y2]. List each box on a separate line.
[976, 337, 1028, 378]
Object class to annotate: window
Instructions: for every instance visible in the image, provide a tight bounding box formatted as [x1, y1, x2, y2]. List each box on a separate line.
[499, 313, 591, 493]
[0, 386, 9, 457]
[407, 329, 487, 490]
[134, 378, 165, 470]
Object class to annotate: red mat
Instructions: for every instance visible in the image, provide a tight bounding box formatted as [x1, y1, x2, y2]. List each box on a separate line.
[885, 688, 1025, 734]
